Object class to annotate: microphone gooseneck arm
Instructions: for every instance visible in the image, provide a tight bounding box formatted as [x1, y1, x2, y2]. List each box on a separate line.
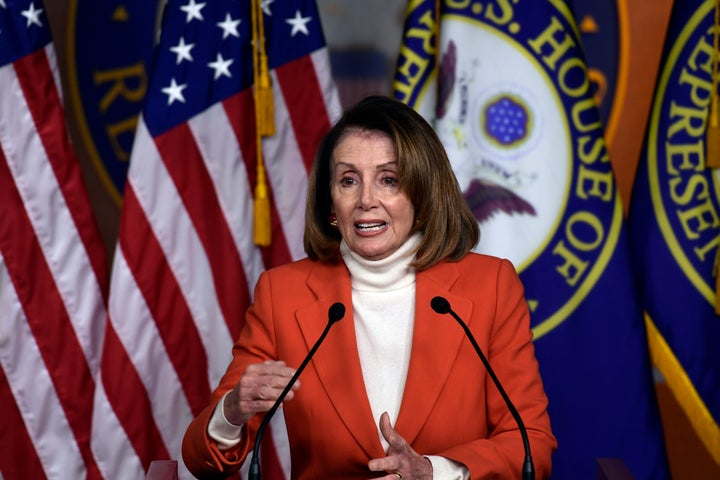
[248, 302, 345, 480]
[430, 296, 534, 480]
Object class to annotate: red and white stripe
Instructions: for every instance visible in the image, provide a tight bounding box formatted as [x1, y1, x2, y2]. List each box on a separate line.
[0, 44, 109, 479]
[91, 48, 340, 479]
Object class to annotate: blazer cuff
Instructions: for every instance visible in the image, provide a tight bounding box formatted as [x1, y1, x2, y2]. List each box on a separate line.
[208, 391, 244, 451]
[426, 455, 470, 480]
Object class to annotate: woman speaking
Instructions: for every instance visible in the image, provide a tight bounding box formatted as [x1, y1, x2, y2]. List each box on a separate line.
[182, 96, 556, 479]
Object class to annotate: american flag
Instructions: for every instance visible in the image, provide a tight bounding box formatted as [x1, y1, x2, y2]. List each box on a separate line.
[90, 0, 340, 479]
[0, 0, 109, 479]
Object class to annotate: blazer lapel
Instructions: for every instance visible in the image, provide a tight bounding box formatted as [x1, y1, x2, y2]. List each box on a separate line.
[395, 261, 473, 445]
[295, 262, 385, 459]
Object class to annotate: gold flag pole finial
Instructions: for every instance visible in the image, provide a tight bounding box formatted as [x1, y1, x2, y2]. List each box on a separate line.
[251, 0, 274, 246]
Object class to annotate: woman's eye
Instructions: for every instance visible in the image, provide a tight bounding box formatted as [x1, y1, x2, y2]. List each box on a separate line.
[381, 176, 398, 187]
[339, 176, 355, 186]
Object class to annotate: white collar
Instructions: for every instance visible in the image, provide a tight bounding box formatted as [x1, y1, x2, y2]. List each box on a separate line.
[340, 232, 421, 292]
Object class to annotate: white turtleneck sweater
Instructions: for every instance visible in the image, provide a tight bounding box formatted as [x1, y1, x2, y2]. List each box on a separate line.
[340, 232, 419, 446]
[209, 233, 468, 479]
[342, 233, 467, 479]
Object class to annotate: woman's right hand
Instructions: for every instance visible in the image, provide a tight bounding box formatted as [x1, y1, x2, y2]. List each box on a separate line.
[222, 360, 299, 426]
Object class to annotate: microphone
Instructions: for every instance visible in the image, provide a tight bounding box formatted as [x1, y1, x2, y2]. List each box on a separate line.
[249, 302, 346, 480]
[430, 296, 535, 480]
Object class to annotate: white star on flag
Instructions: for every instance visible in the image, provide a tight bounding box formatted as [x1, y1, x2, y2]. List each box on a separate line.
[21, 2, 43, 27]
[170, 37, 195, 64]
[217, 12, 240, 39]
[162, 78, 187, 104]
[286, 10, 311, 36]
[208, 53, 233, 79]
[180, 0, 205, 23]
[261, 0, 274, 16]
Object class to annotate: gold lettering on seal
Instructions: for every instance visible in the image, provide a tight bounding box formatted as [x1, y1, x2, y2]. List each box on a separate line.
[663, 27, 720, 262]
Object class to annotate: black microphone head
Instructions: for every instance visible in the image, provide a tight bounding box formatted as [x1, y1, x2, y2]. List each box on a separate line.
[328, 302, 346, 324]
[430, 296, 451, 314]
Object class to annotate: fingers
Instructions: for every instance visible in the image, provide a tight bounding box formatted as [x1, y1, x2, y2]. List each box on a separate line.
[244, 360, 300, 402]
[243, 360, 300, 400]
[368, 413, 406, 474]
[379, 412, 403, 449]
[368, 413, 433, 479]
[224, 360, 299, 425]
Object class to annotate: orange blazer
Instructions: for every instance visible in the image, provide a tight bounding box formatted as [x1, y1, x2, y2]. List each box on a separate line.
[182, 253, 557, 479]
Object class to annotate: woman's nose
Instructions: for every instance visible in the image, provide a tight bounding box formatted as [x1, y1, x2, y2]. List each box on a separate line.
[358, 183, 376, 209]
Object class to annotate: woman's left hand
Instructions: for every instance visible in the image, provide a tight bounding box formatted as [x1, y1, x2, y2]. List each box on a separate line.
[367, 412, 433, 480]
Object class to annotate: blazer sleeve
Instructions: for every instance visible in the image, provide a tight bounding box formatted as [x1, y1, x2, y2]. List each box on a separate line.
[181, 271, 277, 478]
[439, 258, 557, 479]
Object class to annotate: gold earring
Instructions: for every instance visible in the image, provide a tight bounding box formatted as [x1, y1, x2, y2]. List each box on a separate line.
[329, 214, 338, 227]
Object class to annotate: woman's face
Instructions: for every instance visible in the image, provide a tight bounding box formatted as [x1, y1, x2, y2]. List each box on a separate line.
[330, 129, 415, 261]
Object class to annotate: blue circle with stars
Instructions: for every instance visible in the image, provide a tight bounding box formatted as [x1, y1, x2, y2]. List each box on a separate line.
[483, 95, 530, 147]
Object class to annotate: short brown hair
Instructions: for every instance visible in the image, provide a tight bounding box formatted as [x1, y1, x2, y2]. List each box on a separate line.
[303, 96, 479, 270]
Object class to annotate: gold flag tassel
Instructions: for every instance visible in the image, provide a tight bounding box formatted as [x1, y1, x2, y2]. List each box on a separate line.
[251, 0, 274, 246]
[252, 0, 275, 136]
